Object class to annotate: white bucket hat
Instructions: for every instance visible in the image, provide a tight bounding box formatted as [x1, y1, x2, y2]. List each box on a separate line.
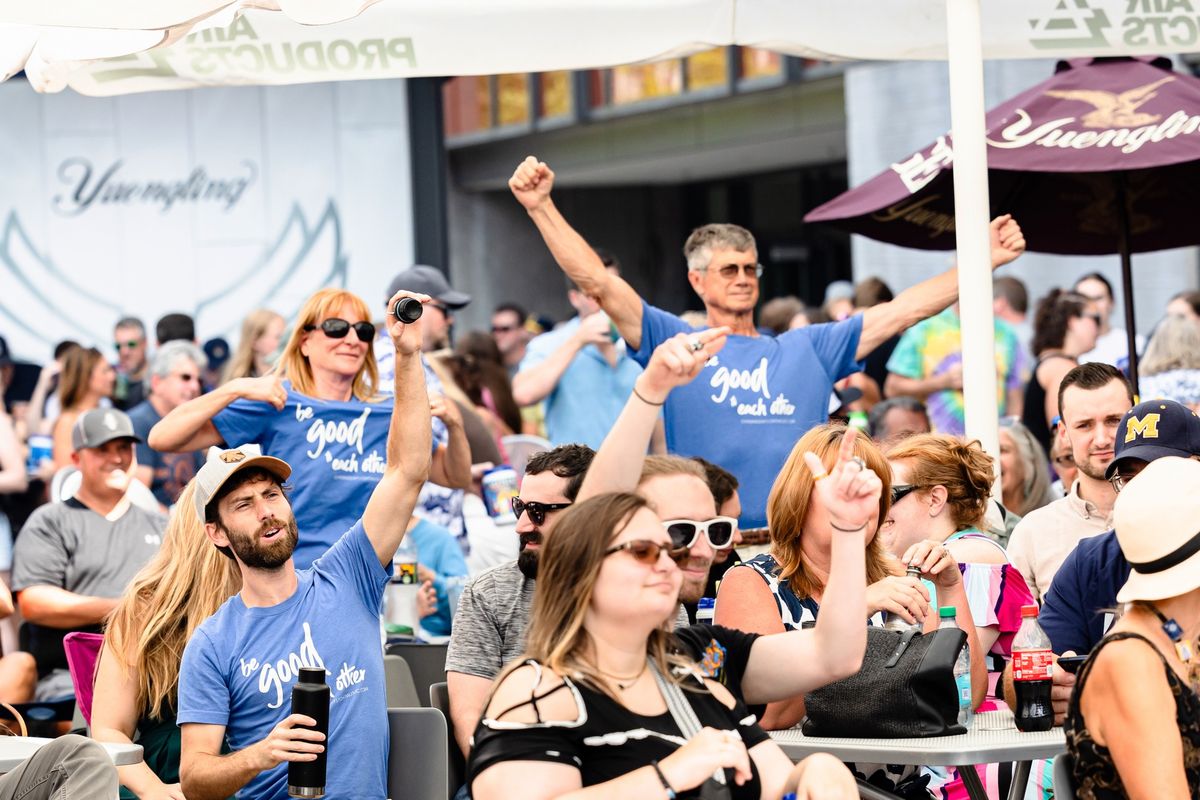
[1114, 456, 1200, 603]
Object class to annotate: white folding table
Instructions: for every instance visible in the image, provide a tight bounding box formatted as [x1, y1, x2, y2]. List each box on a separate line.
[770, 710, 1065, 800]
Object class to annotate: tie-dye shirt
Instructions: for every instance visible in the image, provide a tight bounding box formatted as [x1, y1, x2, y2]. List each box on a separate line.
[886, 308, 1026, 436]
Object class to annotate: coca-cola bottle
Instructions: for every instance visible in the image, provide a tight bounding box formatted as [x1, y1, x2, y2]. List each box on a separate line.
[1011, 604, 1054, 732]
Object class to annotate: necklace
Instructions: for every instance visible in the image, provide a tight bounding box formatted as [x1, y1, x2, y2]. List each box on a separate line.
[598, 661, 648, 691]
[1138, 602, 1200, 691]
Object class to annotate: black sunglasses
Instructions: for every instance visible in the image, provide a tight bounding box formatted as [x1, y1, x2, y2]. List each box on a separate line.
[511, 497, 573, 526]
[605, 539, 689, 566]
[305, 318, 376, 342]
[890, 484, 922, 505]
[663, 517, 737, 550]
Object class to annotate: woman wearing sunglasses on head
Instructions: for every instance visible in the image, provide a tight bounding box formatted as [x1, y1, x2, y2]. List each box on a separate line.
[148, 288, 462, 569]
[468, 489, 861, 800]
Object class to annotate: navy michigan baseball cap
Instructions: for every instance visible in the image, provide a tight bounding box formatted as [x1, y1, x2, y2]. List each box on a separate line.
[1106, 398, 1200, 480]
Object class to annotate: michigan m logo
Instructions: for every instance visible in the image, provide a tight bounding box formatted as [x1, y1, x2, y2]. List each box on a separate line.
[1125, 413, 1160, 443]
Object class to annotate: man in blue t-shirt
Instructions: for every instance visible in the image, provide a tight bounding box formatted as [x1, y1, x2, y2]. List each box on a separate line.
[177, 292, 433, 800]
[1002, 397, 1200, 723]
[508, 156, 1027, 528]
[127, 341, 208, 508]
[513, 250, 642, 449]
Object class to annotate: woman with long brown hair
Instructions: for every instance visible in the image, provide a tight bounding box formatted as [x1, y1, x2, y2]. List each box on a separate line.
[469, 488, 866, 800]
[149, 287, 467, 568]
[50, 346, 115, 467]
[222, 309, 286, 383]
[91, 480, 241, 799]
[1021, 289, 1101, 453]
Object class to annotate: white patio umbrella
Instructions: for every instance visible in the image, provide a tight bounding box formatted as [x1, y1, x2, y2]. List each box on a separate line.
[1, 0, 1180, 458]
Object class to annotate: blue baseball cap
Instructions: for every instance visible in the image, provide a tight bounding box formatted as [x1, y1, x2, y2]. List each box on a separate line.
[1106, 399, 1200, 480]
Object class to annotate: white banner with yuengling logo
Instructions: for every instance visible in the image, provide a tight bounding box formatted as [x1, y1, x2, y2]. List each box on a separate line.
[0, 78, 413, 364]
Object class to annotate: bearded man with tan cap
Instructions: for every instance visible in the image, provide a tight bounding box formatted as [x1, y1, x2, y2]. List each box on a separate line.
[176, 292, 432, 800]
[1063, 456, 1200, 797]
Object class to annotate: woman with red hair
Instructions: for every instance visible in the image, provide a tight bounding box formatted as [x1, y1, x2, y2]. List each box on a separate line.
[148, 288, 459, 568]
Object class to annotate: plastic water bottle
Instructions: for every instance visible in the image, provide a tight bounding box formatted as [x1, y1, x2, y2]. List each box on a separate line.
[884, 565, 924, 631]
[288, 667, 329, 798]
[385, 537, 419, 636]
[696, 597, 715, 625]
[938, 606, 973, 727]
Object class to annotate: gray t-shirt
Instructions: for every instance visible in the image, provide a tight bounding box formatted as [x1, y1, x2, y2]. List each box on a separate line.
[13, 498, 166, 675]
[445, 560, 690, 681]
[446, 560, 534, 681]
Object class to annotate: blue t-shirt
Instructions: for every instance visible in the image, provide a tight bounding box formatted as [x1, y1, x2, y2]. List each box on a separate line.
[407, 518, 469, 636]
[1039, 530, 1128, 655]
[518, 317, 643, 449]
[212, 382, 435, 570]
[177, 521, 391, 800]
[127, 400, 204, 508]
[631, 303, 864, 528]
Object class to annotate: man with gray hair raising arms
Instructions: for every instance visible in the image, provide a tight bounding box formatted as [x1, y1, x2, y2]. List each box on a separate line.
[127, 340, 208, 507]
[509, 156, 1027, 531]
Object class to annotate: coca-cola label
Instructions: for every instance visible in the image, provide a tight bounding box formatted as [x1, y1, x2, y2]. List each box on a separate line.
[1013, 648, 1054, 681]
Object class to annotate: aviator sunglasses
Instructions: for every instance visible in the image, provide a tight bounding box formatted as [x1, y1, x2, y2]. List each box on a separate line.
[663, 517, 738, 550]
[605, 539, 690, 566]
[304, 318, 376, 342]
[511, 497, 573, 526]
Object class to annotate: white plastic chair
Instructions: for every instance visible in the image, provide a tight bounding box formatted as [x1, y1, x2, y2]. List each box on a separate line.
[499, 434, 552, 480]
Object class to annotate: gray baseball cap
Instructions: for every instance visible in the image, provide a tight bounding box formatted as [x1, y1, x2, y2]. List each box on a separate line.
[71, 408, 140, 451]
[386, 265, 471, 309]
[194, 443, 292, 523]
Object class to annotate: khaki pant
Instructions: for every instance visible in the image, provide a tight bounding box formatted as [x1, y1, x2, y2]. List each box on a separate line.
[0, 735, 117, 800]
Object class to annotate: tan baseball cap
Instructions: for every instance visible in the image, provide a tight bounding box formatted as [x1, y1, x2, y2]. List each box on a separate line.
[194, 443, 292, 523]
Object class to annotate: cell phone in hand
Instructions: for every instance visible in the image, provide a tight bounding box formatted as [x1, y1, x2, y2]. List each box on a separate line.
[1056, 655, 1087, 674]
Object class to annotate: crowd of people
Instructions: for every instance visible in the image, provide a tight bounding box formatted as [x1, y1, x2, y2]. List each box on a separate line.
[0, 154, 1194, 799]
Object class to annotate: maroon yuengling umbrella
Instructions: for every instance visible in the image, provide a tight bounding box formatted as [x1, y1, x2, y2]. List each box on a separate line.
[806, 56, 1200, 391]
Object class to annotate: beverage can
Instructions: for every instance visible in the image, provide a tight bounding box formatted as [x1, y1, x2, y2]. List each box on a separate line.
[26, 435, 52, 474]
[481, 466, 519, 523]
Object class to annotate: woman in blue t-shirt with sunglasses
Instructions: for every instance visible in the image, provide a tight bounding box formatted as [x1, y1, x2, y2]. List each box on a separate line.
[148, 287, 461, 569]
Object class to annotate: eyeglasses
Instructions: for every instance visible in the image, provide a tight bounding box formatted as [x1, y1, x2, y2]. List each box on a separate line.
[890, 484, 922, 505]
[304, 318, 376, 342]
[1108, 463, 1148, 493]
[428, 303, 452, 317]
[605, 539, 689, 566]
[511, 497, 573, 526]
[663, 517, 738, 550]
[114, 340, 142, 351]
[703, 263, 764, 281]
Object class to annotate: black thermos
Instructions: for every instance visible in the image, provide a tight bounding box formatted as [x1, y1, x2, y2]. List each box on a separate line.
[392, 297, 424, 324]
[289, 667, 330, 798]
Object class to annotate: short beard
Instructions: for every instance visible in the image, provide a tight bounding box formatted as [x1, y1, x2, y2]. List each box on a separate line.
[224, 516, 299, 570]
[517, 530, 541, 580]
